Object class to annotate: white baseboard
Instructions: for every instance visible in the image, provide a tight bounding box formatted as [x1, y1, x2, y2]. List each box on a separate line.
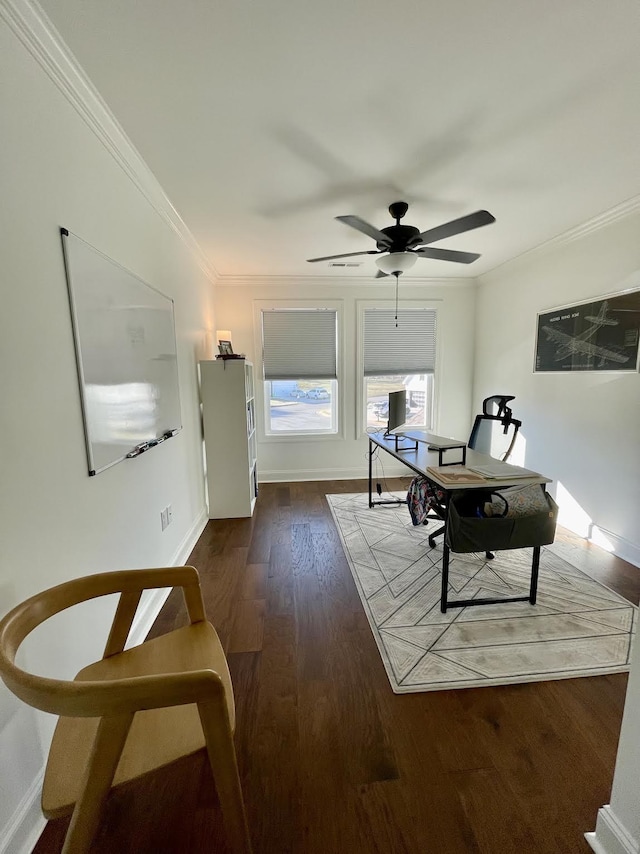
[173, 508, 208, 567]
[126, 586, 173, 648]
[554, 519, 640, 571]
[0, 508, 208, 854]
[596, 527, 640, 570]
[259, 465, 409, 483]
[0, 768, 45, 854]
[127, 507, 208, 646]
[586, 806, 639, 854]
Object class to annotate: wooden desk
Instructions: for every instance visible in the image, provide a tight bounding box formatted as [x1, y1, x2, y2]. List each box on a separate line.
[367, 431, 552, 613]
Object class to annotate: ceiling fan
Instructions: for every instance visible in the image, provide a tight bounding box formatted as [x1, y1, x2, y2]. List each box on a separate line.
[307, 201, 495, 277]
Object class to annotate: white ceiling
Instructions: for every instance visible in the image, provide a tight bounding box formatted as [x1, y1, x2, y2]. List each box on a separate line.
[38, 0, 640, 279]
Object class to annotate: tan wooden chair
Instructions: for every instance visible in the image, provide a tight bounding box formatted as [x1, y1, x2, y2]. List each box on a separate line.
[0, 566, 252, 854]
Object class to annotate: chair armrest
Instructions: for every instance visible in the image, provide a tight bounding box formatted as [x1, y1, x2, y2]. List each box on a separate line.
[5, 667, 228, 719]
[0, 567, 206, 670]
[94, 566, 202, 596]
[88, 669, 229, 717]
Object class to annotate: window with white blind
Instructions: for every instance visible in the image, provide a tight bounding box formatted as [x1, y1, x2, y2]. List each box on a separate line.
[362, 307, 437, 432]
[261, 308, 338, 435]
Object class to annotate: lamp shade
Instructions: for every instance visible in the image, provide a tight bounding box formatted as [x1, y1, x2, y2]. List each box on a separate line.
[216, 329, 233, 344]
[375, 252, 417, 276]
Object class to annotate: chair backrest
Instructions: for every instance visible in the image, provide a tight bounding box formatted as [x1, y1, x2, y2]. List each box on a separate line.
[0, 567, 210, 719]
[468, 394, 522, 461]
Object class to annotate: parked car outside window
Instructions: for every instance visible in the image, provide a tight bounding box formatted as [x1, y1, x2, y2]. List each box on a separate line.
[290, 386, 307, 398]
[372, 400, 412, 419]
[306, 387, 330, 399]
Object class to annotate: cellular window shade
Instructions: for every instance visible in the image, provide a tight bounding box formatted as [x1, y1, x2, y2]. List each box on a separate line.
[262, 309, 337, 380]
[364, 308, 436, 376]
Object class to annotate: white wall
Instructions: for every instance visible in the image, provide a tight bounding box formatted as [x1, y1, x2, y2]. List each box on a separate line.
[0, 15, 215, 852]
[214, 279, 477, 481]
[473, 214, 640, 566]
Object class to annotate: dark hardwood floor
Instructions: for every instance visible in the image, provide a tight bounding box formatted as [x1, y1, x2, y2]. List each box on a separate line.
[35, 479, 639, 854]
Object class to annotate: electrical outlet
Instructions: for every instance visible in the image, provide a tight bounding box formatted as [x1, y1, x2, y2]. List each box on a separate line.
[160, 505, 173, 531]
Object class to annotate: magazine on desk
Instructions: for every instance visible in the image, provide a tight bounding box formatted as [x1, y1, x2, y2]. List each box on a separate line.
[426, 466, 486, 484]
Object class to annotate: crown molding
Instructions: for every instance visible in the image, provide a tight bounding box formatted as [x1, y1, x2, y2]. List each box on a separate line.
[482, 193, 640, 278]
[214, 273, 477, 288]
[0, 0, 218, 283]
[544, 194, 640, 247]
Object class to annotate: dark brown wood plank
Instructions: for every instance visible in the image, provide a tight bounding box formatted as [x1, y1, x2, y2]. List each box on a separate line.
[228, 598, 265, 653]
[240, 563, 268, 600]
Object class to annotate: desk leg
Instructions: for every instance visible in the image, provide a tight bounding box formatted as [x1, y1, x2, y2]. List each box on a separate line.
[529, 545, 541, 604]
[441, 544, 450, 613]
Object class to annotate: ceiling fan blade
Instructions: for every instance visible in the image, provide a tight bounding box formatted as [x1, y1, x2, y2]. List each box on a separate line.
[307, 249, 381, 263]
[375, 270, 388, 278]
[415, 247, 481, 264]
[417, 210, 495, 246]
[336, 215, 392, 246]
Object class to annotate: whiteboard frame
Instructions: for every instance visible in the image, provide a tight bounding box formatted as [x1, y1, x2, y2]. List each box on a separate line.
[61, 228, 182, 475]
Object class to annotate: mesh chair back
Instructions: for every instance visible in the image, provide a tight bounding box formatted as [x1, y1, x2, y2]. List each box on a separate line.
[468, 395, 521, 461]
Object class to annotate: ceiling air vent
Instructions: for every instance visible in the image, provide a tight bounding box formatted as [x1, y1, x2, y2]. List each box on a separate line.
[329, 261, 362, 267]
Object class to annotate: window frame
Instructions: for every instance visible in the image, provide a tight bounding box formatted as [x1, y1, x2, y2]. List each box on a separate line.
[356, 299, 442, 439]
[253, 299, 345, 443]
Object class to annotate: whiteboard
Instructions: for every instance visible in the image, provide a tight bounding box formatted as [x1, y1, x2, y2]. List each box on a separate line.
[61, 229, 182, 475]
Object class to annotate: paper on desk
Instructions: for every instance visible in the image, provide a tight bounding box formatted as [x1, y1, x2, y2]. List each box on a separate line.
[467, 461, 540, 479]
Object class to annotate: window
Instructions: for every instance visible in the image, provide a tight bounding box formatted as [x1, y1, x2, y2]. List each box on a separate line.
[261, 309, 338, 435]
[363, 308, 436, 431]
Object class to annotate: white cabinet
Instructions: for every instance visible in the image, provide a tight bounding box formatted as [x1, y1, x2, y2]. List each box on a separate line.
[199, 359, 258, 519]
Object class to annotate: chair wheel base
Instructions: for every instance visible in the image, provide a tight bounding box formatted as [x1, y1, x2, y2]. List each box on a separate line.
[485, 551, 495, 560]
[428, 537, 437, 548]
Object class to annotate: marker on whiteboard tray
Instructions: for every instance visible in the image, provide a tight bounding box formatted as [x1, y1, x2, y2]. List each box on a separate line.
[126, 442, 149, 458]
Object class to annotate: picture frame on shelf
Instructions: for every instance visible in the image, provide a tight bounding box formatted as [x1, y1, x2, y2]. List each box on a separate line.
[218, 340, 234, 356]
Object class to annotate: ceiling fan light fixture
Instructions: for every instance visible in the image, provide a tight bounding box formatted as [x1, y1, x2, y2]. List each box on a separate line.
[375, 251, 417, 276]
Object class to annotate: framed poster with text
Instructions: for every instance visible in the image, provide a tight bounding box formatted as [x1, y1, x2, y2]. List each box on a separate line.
[534, 289, 640, 373]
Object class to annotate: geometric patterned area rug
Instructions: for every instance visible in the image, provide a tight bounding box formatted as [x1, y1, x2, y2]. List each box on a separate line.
[327, 493, 637, 694]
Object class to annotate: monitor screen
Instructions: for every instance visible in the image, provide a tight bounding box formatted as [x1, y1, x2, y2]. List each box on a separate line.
[387, 389, 407, 434]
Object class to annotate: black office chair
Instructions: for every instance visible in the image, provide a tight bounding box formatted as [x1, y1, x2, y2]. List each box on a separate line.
[426, 395, 522, 554]
[467, 394, 522, 462]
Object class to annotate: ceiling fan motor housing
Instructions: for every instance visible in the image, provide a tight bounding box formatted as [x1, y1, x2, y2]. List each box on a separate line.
[388, 201, 409, 221]
[377, 224, 422, 252]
